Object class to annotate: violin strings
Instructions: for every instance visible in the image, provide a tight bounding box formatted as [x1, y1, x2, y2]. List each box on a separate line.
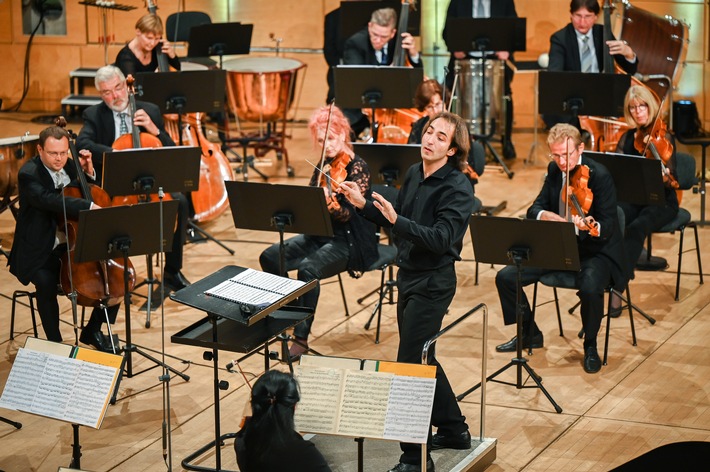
[304, 158, 343, 186]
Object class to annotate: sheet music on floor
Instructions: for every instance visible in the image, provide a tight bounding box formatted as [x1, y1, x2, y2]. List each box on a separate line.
[204, 267, 306, 307]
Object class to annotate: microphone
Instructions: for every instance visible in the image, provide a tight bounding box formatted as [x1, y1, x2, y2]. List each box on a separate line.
[634, 73, 671, 83]
[162, 421, 168, 460]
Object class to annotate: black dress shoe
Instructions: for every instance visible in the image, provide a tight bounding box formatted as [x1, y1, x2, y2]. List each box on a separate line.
[496, 332, 544, 352]
[583, 346, 602, 373]
[79, 329, 112, 353]
[431, 430, 471, 450]
[503, 140, 517, 159]
[164, 270, 191, 291]
[387, 458, 435, 472]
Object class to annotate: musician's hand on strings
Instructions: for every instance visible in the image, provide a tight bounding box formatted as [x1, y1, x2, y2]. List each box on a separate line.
[159, 40, 177, 59]
[338, 181, 366, 209]
[133, 109, 160, 136]
[496, 51, 510, 61]
[401, 32, 418, 57]
[77, 149, 94, 176]
[372, 192, 397, 224]
[606, 39, 635, 61]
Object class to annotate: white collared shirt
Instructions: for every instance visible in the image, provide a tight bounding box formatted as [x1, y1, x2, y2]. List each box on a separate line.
[575, 30, 598, 73]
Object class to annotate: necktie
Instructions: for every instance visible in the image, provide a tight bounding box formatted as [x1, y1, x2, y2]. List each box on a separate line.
[581, 36, 593, 73]
[118, 112, 129, 135]
[379, 48, 388, 65]
[475, 0, 485, 18]
[559, 173, 568, 219]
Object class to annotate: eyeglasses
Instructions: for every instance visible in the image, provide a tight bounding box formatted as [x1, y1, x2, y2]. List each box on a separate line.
[628, 103, 648, 113]
[425, 101, 443, 112]
[548, 147, 580, 161]
[44, 150, 69, 158]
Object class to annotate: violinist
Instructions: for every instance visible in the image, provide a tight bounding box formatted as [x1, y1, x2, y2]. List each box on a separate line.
[76, 65, 191, 292]
[494, 124, 630, 374]
[8, 125, 114, 351]
[114, 13, 181, 77]
[259, 105, 378, 360]
[614, 85, 678, 283]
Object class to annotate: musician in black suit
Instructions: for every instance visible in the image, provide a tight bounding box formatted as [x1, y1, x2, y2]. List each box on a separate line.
[494, 124, 630, 374]
[76, 65, 191, 292]
[544, 0, 638, 128]
[341, 7, 422, 136]
[443, 0, 518, 159]
[8, 125, 116, 351]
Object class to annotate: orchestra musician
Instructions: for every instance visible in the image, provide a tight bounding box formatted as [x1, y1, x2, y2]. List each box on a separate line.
[234, 370, 331, 472]
[76, 65, 191, 293]
[8, 125, 115, 352]
[259, 105, 379, 360]
[342, 7, 422, 137]
[443, 0, 518, 159]
[494, 123, 630, 374]
[340, 111, 474, 472]
[612, 85, 678, 306]
[114, 13, 181, 76]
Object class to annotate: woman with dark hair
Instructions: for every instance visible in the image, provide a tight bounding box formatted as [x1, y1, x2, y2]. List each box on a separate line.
[234, 370, 331, 472]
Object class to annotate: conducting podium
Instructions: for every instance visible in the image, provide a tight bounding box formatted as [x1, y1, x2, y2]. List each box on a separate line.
[170, 266, 317, 472]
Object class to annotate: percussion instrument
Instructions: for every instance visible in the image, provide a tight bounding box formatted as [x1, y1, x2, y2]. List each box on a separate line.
[179, 61, 209, 71]
[0, 134, 38, 199]
[452, 59, 505, 136]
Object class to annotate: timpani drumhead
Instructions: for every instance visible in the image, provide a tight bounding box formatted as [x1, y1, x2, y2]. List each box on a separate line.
[0, 134, 38, 197]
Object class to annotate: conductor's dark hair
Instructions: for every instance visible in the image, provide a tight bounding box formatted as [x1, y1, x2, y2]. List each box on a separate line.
[242, 370, 301, 464]
[424, 112, 470, 171]
[570, 0, 600, 15]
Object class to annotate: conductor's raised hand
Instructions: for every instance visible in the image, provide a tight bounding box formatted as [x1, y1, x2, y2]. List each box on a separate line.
[372, 191, 396, 224]
[338, 180, 366, 209]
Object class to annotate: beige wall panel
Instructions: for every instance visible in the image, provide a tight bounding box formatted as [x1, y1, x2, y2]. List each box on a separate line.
[510, 70, 538, 129]
[0, 1, 13, 43]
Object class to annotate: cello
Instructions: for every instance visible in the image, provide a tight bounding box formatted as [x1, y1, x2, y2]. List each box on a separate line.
[56, 117, 136, 308]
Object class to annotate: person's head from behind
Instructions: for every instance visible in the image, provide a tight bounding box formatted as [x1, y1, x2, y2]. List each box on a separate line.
[414, 79, 444, 118]
[308, 105, 353, 159]
[421, 112, 470, 172]
[368, 7, 397, 51]
[95, 65, 128, 112]
[134, 13, 164, 52]
[623, 84, 659, 129]
[570, 0, 600, 35]
[547, 123, 584, 173]
[250, 370, 300, 424]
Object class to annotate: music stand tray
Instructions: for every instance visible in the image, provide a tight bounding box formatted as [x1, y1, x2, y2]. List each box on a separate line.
[538, 71, 631, 117]
[583, 151, 665, 206]
[352, 143, 421, 186]
[135, 70, 227, 115]
[334, 66, 423, 110]
[444, 17, 527, 53]
[187, 22, 252, 58]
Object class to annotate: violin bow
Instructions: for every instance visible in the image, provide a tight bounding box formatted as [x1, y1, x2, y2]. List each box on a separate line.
[318, 102, 336, 172]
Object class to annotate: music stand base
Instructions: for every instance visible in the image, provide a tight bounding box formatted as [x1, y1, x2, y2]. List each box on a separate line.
[0, 416, 22, 429]
[181, 432, 238, 472]
[187, 220, 235, 255]
[480, 138, 514, 179]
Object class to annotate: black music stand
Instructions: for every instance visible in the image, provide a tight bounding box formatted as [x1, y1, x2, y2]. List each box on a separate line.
[352, 142, 421, 186]
[539, 71, 631, 119]
[584, 152, 664, 206]
[135, 70, 235, 255]
[103, 146, 201, 321]
[187, 22, 253, 69]
[334, 65, 423, 142]
[459, 216, 581, 413]
[444, 17, 527, 179]
[170, 265, 317, 472]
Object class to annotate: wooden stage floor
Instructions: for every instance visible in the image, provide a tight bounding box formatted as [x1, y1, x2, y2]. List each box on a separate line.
[1, 112, 709, 471]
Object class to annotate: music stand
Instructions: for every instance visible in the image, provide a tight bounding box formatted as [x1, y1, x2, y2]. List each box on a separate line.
[187, 22, 253, 69]
[459, 216, 581, 413]
[444, 17, 526, 179]
[334, 65, 423, 142]
[103, 146, 200, 322]
[584, 151, 664, 206]
[538, 71, 631, 118]
[352, 142, 421, 186]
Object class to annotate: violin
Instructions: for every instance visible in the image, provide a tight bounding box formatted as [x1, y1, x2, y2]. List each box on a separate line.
[314, 103, 352, 213]
[633, 117, 679, 190]
[564, 164, 600, 237]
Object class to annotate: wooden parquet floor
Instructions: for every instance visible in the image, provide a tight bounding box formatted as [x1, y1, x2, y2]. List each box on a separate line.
[1, 112, 708, 471]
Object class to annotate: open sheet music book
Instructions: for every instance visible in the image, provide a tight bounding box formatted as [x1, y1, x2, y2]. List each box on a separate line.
[204, 268, 306, 311]
[294, 355, 437, 444]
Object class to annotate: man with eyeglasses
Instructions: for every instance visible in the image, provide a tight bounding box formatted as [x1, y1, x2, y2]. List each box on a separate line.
[494, 124, 630, 374]
[8, 125, 119, 351]
[341, 7, 422, 137]
[77, 65, 192, 294]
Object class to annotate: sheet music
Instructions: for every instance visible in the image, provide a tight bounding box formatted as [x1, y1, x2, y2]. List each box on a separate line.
[337, 370, 392, 437]
[383, 375, 436, 443]
[294, 366, 343, 433]
[204, 268, 306, 306]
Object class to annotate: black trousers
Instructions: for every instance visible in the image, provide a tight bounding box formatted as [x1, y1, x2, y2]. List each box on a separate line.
[259, 234, 349, 340]
[397, 265, 468, 465]
[620, 201, 678, 276]
[30, 247, 119, 343]
[495, 256, 612, 348]
[165, 192, 189, 274]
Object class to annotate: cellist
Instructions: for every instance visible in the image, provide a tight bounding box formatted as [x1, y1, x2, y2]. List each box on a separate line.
[76, 65, 191, 292]
[8, 125, 114, 351]
[114, 13, 181, 76]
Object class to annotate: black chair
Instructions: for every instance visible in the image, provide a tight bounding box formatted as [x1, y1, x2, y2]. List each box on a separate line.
[165, 11, 211, 43]
[10, 290, 38, 340]
[643, 151, 703, 300]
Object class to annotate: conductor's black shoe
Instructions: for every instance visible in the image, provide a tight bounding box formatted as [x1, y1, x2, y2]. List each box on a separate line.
[583, 346, 602, 373]
[387, 458, 435, 472]
[80, 329, 112, 353]
[164, 270, 191, 291]
[431, 430, 471, 450]
[503, 140, 517, 159]
[495, 332, 544, 353]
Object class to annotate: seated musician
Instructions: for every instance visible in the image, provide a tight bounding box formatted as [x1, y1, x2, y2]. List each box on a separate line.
[544, 0, 638, 129]
[114, 13, 181, 76]
[341, 7, 422, 137]
[611, 85, 678, 309]
[259, 105, 379, 360]
[8, 125, 115, 352]
[494, 124, 630, 373]
[443, 0, 518, 159]
[76, 65, 191, 292]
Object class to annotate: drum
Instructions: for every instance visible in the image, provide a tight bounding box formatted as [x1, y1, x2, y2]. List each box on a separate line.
[453, 59, 505, 136]
[0, 134, 38, 198]
[222, 57, 305, 122]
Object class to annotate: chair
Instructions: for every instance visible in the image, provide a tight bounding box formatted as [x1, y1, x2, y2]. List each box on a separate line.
[10, 290, 38, 340]
[642, 152, 703, 300]
[165, 11, 211, 43]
